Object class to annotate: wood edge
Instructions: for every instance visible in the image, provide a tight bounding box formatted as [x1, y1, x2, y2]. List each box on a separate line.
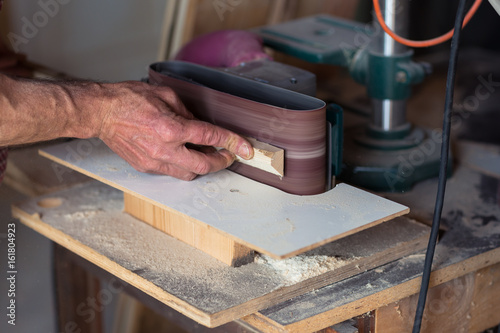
[266, 208, 410, 260]
[271, 149, 285, 177]
[259, 247, 500, 333]
[245, 137, 283, 153]
[10, 204, 216, 328]
[242, 312, 285, 333]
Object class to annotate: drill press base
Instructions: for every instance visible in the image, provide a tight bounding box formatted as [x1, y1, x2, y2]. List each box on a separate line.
[341, 126, 450, 192]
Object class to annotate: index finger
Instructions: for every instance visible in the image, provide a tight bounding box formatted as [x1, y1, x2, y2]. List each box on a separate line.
[182, 120, 254, 160]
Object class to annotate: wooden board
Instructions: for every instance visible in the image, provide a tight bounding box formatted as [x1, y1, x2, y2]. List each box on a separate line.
[12, 180, 427, 328]
[374, 261, 500, 333]
[39, 139, 409, 259]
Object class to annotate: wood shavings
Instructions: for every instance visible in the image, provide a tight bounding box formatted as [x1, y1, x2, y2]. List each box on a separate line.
[64, 209, 102, 220]
[255, 254, 356, 286]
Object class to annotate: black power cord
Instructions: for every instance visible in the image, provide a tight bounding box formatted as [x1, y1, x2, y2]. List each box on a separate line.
[411, 0, 469, 332]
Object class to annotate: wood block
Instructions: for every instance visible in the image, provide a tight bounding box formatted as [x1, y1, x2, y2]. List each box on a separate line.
[235, 137, 284, 177]
[123, 192, 254, 266]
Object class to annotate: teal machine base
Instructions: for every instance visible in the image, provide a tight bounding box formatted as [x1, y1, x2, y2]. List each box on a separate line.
[342, 126, 450, 192]
[257, 14, 443, 192]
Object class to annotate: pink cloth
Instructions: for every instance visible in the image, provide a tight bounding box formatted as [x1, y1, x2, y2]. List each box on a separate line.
[174, 30, 271, 68]
[0, 147, 7, 184]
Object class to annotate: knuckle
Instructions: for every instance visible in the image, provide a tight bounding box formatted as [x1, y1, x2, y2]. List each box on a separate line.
[192, 160, 212, 175]
[183, 173, 198, 181]
[147, 145, 164, 160]
[154, 120, 184, 143]
[141, 159, 160, 173]
[156, 85, 174, 95]
[198, 123, 222, 145]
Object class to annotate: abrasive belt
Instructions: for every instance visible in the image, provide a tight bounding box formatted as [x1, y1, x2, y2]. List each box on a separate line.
[149, 61, 327, 195]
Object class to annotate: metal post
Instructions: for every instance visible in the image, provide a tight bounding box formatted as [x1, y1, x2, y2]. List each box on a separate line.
[370, 0, 410, 132]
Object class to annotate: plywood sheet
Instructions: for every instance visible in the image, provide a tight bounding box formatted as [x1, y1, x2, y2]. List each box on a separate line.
[39, 139, 409, 259]
[12, 181, 426, 328]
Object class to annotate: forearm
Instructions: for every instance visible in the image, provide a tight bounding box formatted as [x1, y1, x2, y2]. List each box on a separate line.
[0, 74, 105, 146]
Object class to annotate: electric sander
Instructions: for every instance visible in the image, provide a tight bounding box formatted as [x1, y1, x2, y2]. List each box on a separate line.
[149, 30, 343, 195]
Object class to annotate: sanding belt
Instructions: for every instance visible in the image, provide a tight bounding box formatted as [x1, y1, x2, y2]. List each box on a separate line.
[149, 61, 327, 195]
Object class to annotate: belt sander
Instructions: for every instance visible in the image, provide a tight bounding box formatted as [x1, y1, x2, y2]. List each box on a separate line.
[37, 31, 408, 269]
[149, 30, 343, 195]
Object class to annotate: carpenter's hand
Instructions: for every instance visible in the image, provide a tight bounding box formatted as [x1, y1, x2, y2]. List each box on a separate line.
[98, 81, 253, 180]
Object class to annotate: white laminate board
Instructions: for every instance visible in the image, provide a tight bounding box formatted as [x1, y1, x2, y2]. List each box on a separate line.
[40, 139, 409, 258]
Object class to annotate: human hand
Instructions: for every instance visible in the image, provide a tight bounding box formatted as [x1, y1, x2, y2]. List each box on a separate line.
[97, 81, 254, 180]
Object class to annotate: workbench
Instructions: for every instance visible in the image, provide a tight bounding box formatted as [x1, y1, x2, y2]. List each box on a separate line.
[6, 138, 500, 333]
[5, 50, 500, 333]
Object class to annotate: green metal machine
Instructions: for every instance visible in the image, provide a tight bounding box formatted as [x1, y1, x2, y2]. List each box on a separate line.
[257, 1, 446, 192]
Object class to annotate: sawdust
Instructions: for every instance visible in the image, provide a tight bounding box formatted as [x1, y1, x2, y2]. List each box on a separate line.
[31, 182, 287, 313]
[254, 253, 356, 286]
[64, 209, 102, 220]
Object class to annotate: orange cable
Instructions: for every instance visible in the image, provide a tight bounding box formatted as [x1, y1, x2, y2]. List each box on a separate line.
[373, 0, 483, 47]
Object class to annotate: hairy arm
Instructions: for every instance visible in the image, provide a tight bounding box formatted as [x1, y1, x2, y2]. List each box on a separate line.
[0, 74, 253, 180]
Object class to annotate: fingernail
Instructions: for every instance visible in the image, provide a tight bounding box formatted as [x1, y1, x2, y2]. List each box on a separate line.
[242, 144, 252, 159]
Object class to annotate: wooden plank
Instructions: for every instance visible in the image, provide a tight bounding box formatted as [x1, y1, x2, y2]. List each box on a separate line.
[168, 0, 199, 58]
[54, 244, 104, 333]
[374, 271, 476, 333]
[156, 0, 179, 61]
[124, 192, 254, 267]
[12, 181, 427, 328]
[374, 261, 500, 333]
[39, 139, 409, 260]
[468, 263, 500, 332]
